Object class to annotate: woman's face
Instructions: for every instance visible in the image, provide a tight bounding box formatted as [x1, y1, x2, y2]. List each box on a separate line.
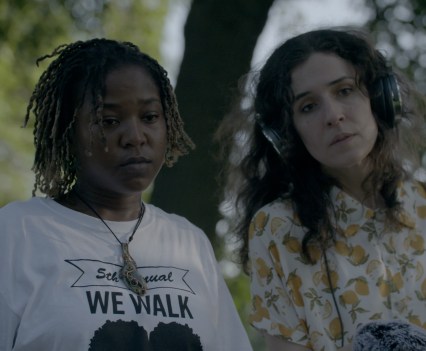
[291, 52, 378, 177]
[73, 64, 167, 196]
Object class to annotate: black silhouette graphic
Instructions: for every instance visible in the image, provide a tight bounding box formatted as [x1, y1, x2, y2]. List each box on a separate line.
[89, 320, 203, 350]
[89, 320, 150, 350]
[150, 322, 202, 350]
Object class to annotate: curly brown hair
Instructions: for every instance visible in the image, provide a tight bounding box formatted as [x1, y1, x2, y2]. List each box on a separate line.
[217, 28, 426, 271]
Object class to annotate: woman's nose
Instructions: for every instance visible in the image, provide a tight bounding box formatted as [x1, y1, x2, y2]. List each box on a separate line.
[324, 98, 345, 126]
[121, 119, 147, 147]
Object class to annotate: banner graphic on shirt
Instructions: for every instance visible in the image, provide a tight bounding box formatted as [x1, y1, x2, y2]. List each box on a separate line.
[65, 259, 194, 294]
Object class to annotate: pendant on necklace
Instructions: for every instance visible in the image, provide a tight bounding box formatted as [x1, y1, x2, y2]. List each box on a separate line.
[120, 242, 148, 296]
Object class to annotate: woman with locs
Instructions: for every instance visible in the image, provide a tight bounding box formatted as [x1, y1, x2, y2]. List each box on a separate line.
[217, 28, 426, 350]
[0, 38, 253, 351]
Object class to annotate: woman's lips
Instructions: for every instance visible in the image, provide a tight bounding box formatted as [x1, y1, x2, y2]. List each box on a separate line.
[330, 133, 354, 146]
[120, 156, 150, 167]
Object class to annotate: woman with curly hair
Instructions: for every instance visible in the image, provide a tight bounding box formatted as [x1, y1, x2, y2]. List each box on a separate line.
[218, 28, 426, 350]
[0, 38, 252, 351]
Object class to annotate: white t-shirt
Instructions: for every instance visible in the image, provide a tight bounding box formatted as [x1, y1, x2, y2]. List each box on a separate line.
[0, 197, 252, 351]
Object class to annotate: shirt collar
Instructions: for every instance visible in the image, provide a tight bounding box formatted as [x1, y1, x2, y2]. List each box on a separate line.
[329, 182, 415, 238]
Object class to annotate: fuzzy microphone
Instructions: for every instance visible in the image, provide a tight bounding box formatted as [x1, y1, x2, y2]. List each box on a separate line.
[352, 320, 426, 351]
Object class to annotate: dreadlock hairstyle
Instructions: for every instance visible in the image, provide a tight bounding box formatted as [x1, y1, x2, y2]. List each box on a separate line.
[24, 38, 195, 198]
[218, 28, 426, 272]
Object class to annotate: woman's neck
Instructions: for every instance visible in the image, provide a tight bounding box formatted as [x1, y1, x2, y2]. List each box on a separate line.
[56, 187, 143, 221]
[339, 183, 385, 209]
[324, 163, 384, 209]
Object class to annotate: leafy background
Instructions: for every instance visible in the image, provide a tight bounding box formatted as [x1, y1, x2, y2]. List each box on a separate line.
[2, 0, 426, 349]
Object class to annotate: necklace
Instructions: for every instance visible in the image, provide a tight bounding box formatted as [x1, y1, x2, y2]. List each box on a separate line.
[74, 192, 148, 296]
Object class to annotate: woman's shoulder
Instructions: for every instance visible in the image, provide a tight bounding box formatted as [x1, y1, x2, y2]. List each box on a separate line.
[0, 197, 49, 217]
[0, 198, 55, 246]
[0, 197, 89, 228]
[250, 197, 301, 238]
[400, 178, 426, 203]
[144, 202, 209, 239]
[144, 203, 217, 258]
[254, 197, 296, 221]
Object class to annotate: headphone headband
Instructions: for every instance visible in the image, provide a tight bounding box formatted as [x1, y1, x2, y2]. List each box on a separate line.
[257, 74, 403, 158]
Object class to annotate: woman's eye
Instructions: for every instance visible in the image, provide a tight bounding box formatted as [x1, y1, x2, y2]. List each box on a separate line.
[339, 86, 353, 96]
[101, 116, 120, 126]
[143, 113, 160, 123]
[301, 102, 315, 113]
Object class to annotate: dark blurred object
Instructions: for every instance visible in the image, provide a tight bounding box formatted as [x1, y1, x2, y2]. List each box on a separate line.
[353, 320, 426, 351]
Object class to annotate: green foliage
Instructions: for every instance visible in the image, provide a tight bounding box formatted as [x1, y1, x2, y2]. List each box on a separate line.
[366, 0, 426, 92]
[3, 2, 426, 350]
[0, 0, 168, 207]
[226, 273, 267, 350]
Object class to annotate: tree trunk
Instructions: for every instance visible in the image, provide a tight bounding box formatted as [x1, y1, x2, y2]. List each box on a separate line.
[151, 0, 275, 241]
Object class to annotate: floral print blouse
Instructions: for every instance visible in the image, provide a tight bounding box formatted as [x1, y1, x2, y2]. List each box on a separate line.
[248, 180, 426, 350]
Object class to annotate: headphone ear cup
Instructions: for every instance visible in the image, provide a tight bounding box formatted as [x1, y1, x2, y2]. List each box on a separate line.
[371, 74, 402, 128]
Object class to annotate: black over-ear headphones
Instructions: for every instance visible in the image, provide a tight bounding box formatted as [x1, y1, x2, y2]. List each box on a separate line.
[256, 73, 403, 159]
[370, 73, 402, 129]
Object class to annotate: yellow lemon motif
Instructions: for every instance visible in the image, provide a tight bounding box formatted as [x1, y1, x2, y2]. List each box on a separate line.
[321, 270, 339, 289]
[254, 211, 268, 232]
[408, 314, 422, 327]
[291, 289, 304, 307]
[336, 191, 345, 201]
[416, 262, 424, 281]
[268, 242, 284, 278]
[288, 272, 302, 289]
[409, 234, 425, 252]
[370, 312, 383, 320]
[365, 208, 375, 219]
[340, 290, 359, 305]
[392, 272, 404, 291]
[350, 245, 368, 265]
[416, 206, 426, 219]
[248, 221, 255, 240]
[328, 317, 343, 341]
[415, 182, 426, 198]
[295, 319, 308, 334]
[268, 241, 280, 263]
[344, 224, 359, 237]
[292, 212, 301, 225]
[322, 300, 333, 319]
[249, 295, 270, 323]
[397, 212, 415, 228]
[421, 278, 426, 297]
[255, 257, 270, 279]
[355, 279, 369, 295]
[287, 272, 304, 307]
[277, 323, 293, 338]
[284, 237, 301, 253]
[270, 217, 285, 235]
[335, 240, 351, 256]
[378, 280, 390, 297]
[307, 245, 322, 263]
[313, 271, 323, 286]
